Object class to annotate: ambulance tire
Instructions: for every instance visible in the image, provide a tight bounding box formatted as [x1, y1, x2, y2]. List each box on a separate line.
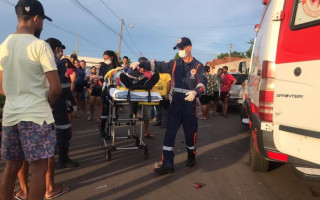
[249, 133, 270, 172]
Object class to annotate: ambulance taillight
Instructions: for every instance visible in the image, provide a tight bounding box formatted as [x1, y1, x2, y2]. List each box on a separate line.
[255, 24, 260, 32]
[262, 0, 269, 6]
[259, 61, 275, 122]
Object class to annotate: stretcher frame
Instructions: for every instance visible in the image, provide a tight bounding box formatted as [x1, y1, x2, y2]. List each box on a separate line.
[102, 87, 160, 161]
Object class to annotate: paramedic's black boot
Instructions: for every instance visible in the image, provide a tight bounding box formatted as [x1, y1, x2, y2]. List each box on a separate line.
[120, 73, 134, 89]
[186, 153, 196, 167]
[154, 164, 174, 176]
[145, 72, 160, 90]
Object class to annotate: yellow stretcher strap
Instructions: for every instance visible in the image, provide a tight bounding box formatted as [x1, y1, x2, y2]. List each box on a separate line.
[139, 102, 159, 106]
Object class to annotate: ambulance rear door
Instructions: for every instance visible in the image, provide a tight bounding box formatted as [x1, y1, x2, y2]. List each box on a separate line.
[273, 0, 320, 165]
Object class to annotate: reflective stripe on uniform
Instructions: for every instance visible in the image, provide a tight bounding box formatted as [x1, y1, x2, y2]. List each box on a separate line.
[101, 115, 108, 119]
[173, 88, 192, 94]
[163, 146, 174, 151]
[171, 60, 177, 87]
[61, 83, 71, 88]
[186, 146, 195, 150]
[55, 124, 71, 129]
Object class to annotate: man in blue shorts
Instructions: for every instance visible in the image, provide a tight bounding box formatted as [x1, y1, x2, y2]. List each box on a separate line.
[0, 0, 61, 199]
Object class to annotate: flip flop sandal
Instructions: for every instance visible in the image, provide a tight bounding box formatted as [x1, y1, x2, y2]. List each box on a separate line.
[46, 185, 69, 200]
[14, 188, 28, 200]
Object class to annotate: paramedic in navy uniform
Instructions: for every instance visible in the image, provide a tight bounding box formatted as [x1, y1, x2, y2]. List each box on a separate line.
[130, 37, 207, 175]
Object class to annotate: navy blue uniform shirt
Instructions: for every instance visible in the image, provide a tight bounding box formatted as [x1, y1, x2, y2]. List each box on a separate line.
[140, 58, 207, 97]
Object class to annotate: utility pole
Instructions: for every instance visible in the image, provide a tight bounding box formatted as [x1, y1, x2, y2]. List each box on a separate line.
[76, 34, 79, 56]
[118, 19, 124, 59]
[140, 52, 142, 57]
[229, 43, 232, 62]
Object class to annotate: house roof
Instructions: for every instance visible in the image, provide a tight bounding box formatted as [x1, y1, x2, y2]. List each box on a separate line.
[206, 57, 244, 68]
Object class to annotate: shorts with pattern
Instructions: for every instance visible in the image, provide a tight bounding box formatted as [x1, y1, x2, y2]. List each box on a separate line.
[1, 121, 56, 162]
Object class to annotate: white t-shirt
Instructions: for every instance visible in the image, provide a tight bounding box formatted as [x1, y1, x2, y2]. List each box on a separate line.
[0, 34, 57, 126]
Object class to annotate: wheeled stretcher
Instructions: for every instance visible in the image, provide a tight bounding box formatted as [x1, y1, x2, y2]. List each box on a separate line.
[101, 86, 162, 161]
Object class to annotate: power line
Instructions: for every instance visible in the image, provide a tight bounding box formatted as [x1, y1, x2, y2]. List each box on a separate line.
[45, 22, 105, 50]
[0, 0, 14, 6]
[71, 0, 118, 35]
[122, 38, 139, 58]
[135, 25, 177, 38]
[124, 24, 140, 54]
[100, 0, 121, 21]
[134, 23, 256, 29]
[99, 0, 140, 56]
[0, 0, 106, 52]
[71, 0, 138, 57]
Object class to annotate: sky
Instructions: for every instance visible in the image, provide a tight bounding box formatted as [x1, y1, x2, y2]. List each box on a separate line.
[0, 0, 264, 64]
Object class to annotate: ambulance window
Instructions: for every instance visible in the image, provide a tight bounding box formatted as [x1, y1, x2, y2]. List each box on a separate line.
[291, 0, 320, 30]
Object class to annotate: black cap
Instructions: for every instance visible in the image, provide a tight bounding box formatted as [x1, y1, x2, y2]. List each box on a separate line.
[15, 0, 52, 22]
[173, 37, 192, 50]
[70, 54, 78, 59]
[45, 38, 65, 51]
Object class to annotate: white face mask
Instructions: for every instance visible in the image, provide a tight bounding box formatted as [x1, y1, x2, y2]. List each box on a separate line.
[178, 50, 188, 58]
[105, 59, 112, 65]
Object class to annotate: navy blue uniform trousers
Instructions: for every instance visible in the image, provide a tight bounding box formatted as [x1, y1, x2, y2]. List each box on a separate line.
[162, 92, 198, 167]
[52, 95, 71, 163]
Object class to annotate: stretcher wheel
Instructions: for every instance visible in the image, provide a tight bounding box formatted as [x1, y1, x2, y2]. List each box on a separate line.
[144, 146, 149, 159]
[105, 149, 112, 161]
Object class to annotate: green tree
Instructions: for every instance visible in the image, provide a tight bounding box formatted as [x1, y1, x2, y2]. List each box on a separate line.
[245, 39, 254, 58]
[217, 53, 229, 59]
[217, 51, 246, 59]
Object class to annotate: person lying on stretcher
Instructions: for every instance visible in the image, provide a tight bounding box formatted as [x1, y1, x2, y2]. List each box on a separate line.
[104, 57, 159, 90]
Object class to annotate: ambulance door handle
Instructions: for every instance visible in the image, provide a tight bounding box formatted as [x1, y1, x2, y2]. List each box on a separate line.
[257, 70, 261, 76]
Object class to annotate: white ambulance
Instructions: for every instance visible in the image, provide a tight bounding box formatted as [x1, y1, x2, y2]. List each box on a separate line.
[241, 0, 320, 178]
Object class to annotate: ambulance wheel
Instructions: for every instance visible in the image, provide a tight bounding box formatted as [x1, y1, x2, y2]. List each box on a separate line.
[144, 146, 149, 159]
[249, 133, 269, 172]
[105, 149, 112, 161]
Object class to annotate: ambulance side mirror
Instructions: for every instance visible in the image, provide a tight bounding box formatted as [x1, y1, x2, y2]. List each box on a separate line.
[238, 62, 247, 74]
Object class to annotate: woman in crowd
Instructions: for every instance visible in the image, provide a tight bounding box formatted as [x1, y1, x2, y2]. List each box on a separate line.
[88, 66, 101, 121]
[200, 66, 212, 120]
[74, 59, 86, 114]
[63, 58, 78, 120]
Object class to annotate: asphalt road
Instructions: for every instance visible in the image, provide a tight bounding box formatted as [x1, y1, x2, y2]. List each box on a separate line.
[1, 106, 320, 200]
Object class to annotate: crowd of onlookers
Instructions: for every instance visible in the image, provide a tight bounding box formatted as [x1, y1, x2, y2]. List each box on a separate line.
[0, 1, 239, 199]
[63, 54, 171, 139]
[0, 48, 235, 200]
[59, 53, 236, 136]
